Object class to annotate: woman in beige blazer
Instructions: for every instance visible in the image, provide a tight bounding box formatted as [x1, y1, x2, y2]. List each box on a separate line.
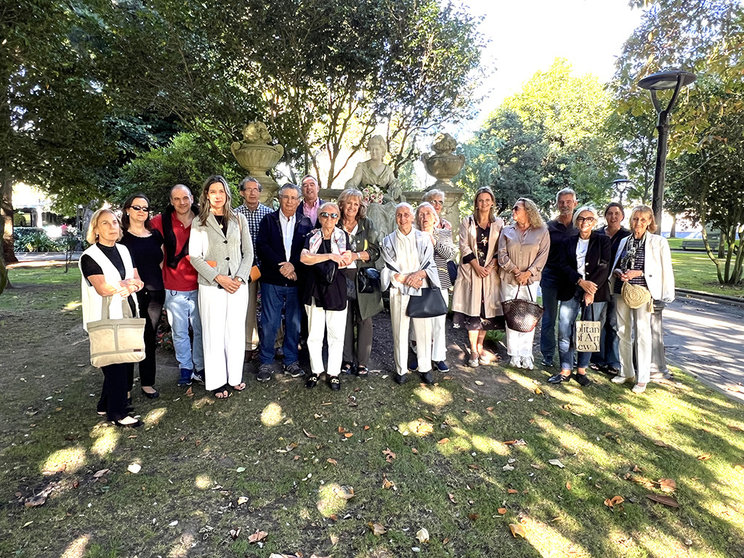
[189, 175, 253, 399]
[451, 187, 505, 367]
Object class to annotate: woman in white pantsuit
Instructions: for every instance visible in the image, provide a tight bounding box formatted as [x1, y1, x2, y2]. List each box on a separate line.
[189, 175, 253, 399]
[610, 205, 674, 394]
[301, 203, 353, 390]
[381, 203, 440, 385]
[497, 198, 550, 369]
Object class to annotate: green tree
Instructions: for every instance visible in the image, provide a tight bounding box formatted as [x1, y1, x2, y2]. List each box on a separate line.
[462, 59, 617, 214]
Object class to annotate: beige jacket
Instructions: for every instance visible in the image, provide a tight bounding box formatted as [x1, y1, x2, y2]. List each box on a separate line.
[451, 214, 504, 318]
[189, 212, 254, 287]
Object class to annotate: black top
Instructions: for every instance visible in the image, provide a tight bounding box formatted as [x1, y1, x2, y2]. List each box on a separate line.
[120, 230, 164, 292]
[80, 243, 136, 314]
[302, 236, 348, 312]
[599, 225, 631, 262]
[543, 219, 578, 280]
[558, 232, 612, 302]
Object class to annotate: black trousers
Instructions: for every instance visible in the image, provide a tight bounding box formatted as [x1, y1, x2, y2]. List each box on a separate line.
[98, 362, 134, 421]
[129, 289, 165, 389]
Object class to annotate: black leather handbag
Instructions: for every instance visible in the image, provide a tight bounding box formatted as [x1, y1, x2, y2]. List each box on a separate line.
[406, 287, 447, 318]
[357, 267, 380, 294]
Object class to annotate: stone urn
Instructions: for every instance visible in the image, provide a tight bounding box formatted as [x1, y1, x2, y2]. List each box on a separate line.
[420, 133, 465, 191]
[231, 121, 284, 202]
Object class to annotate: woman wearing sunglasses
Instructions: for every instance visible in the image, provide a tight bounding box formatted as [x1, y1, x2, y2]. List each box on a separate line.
[120, 193, 164, 400]
[300, 203, 354, 390]
[548, 206, 611, 386]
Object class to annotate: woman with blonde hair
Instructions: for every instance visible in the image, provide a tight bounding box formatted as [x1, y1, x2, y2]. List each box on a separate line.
[497, 197, 550, 370]
[610, 205, 674, 394]
[451, 186, 504, 367]
[80, 208, 144, 427]
[189, 175, 253, 399]
[337, 189, 383, 377]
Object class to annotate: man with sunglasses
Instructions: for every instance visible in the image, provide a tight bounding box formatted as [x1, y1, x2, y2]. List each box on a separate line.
[235, 177, 272, 362]
[255, 183, 313, 382]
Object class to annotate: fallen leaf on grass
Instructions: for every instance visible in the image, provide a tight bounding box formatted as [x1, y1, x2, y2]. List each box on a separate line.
[411, 448, 419, 454]
[337, 426, 347, 433]
[237, 496, 249, 505]
[646, 494, 679, 507]
[344, 433, 353, 438]
[416, 527, 430, 543]
[654, 440, 670, 448]
[497, 507, 507, 515]
[93, 468, 110, 479]
[604, 495, 624, 509]
[566, 481, 572, 490]
[503, 440, 517, 445]
[383, 448, 396, 462]
[509, 523, 526, 538]
[539, 409, 551, 416]
[658, 478, 677, 493]
[327, 458, 338, 466]
[368, 522, 386, 536]
[534, 387, 543, 395]
[507, 488, 519, 494]
[438, 438, 450, 445]
[229, 528, 241, 540]
[127, 463, 141, 474]
[363, 425, 370, 431]
[248, 530, 268, 543]
[303, 429, 317, 439]
[468, 513, 479, 521]
[548, 459, 565, 468]
[697, 453, 711, 461]
[329, 533, 339, 545]
[382, 476, 396, 490]
[448, 493, 457, 503]
[333, 485, 355, 500]
[474, 380, 484, 386]
[727, 424, 744, 432]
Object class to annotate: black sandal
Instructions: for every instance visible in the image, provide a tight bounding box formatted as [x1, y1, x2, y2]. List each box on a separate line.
[305, 374, 320, 389]
[341, 362, 354, 375]
[213, 385, 231, 399]
[356, 365, 369, 377]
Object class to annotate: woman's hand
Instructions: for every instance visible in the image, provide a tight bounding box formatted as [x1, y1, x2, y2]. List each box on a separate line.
[617, 269, 643, 282]
[514, 270, 531, 285]
[119, 279, 142, 297]
[215, 274, 241, 294]
[578, 278, 598, 295]
[583, 292, 595, 306]
[470, 260, 489, 278]
[338, 251, 355, 267]
[404, 270, 426, 289]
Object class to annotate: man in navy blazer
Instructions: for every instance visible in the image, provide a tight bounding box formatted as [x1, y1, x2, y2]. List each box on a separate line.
[256, 183, 313, 381]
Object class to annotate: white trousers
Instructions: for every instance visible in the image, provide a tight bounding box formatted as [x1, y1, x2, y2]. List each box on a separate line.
[390, 288, 432, 375]
[501, 281, 539, 357]
[244, 279, 260, 350]
[431, 288, 449, 362]
[615, 293, 652, 384]
[305, 301, 348, 377]
[198, 284, 249, 391]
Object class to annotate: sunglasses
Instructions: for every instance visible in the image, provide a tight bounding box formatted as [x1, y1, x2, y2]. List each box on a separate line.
[319, 212, 339, 219]
[130, 205, 150, 212]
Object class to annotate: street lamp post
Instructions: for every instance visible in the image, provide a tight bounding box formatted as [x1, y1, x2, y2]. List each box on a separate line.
[637, 69, 696, 228]
[612, 177, 633, 208]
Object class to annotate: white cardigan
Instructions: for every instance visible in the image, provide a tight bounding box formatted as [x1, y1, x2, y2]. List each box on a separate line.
[80, 244, 139, 331]
[611, 233, 675, 303]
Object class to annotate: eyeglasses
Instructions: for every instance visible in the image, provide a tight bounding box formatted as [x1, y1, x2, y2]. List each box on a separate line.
[319, 212, 339, 219]
[130, 205, 150, 212]
[576, 216, 595, 223]
[430, 200, 444, 206]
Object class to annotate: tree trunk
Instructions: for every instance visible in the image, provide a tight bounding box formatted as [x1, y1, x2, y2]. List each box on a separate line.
[0, 173, 17, 264]
[1, 64, 17, 264]
[669, 214, 677, 238]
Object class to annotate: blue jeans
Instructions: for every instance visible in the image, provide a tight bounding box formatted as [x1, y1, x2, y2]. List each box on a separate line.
[539, 278, 560, 363]
[259, 283, 301, 366]
[164, 289, 204, 374]
[591, 295, 621, 369]
[558, 292, 606, 371]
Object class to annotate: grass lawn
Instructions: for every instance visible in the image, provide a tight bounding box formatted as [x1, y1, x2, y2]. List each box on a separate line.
[671, 250, 744, 298]
[1, 267, 744, 557]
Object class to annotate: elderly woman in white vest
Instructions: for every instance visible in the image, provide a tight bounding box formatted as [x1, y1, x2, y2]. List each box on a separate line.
[610, 205, 674, 394]
[189, 175, 253, 399]
[381, 203, 440, 385]
[80, 208, 144, 428]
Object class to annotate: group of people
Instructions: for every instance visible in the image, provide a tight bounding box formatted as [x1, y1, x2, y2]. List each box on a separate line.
[79, 177, 674, 427]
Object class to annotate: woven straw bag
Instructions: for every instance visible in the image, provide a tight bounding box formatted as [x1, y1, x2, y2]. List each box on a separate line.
[502, 285, 543, 333]
[621, 281, 652, 309]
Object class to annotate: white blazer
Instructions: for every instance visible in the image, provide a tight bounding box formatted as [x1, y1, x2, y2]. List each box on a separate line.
[612, 233, 675, 303]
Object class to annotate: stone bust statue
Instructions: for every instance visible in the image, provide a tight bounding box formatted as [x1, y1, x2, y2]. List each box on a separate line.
[345, 135, 402, 201]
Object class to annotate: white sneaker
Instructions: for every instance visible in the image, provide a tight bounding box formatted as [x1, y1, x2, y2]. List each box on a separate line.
[521, 356, 534, 370]
[611, 375, 631, 384]
[631, 383, 647, 394]
[509, 356, 521, 368]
